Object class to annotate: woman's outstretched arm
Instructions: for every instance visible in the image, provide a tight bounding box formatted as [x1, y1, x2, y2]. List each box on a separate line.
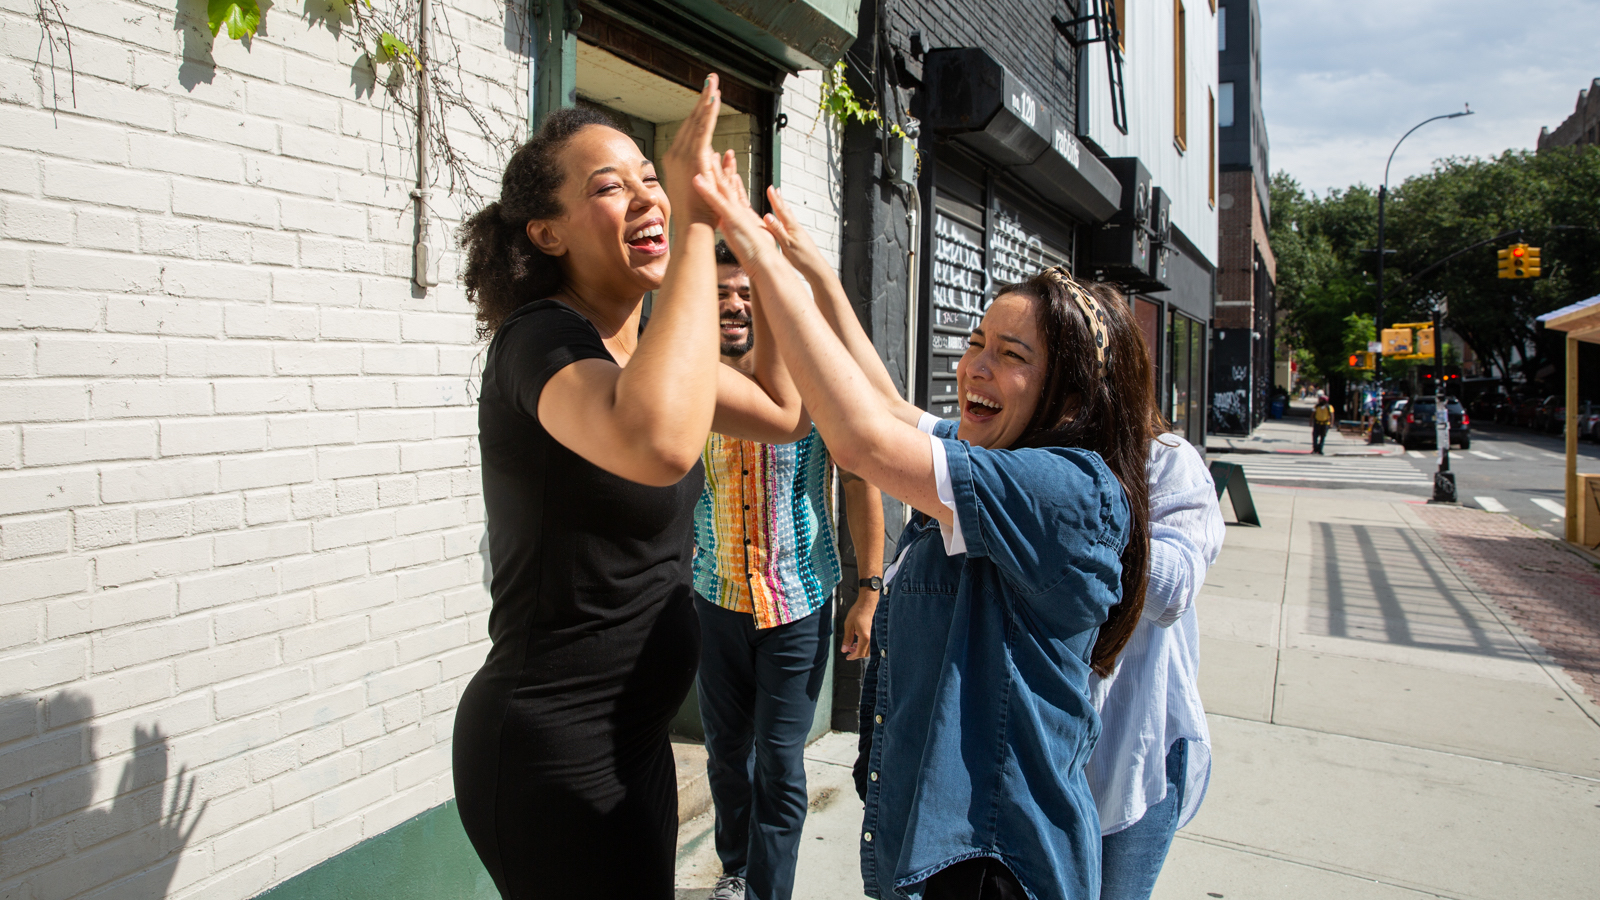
[711, 254, 809, 444]
[538, 79, 725, 486]
[693, 162, 951, 526]
[762, 186, 923, 428]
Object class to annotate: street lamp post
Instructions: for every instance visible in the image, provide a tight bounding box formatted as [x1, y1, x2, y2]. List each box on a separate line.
[1372, 107, 1473, 444]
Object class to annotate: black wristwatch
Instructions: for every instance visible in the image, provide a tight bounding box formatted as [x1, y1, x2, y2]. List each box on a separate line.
[858, 576, 883, 592]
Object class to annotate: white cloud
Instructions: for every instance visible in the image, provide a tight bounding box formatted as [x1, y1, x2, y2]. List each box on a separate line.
[1261, 0, 1600, 194]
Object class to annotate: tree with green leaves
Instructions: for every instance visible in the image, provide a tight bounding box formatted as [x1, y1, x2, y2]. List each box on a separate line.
[1272, 146, 1600, 400]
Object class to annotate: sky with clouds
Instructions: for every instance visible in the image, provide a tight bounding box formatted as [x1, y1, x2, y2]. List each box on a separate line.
[1260, 0, 1600, 195]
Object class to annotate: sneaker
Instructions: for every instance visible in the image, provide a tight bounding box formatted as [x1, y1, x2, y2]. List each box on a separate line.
[710, 874, 747, 900]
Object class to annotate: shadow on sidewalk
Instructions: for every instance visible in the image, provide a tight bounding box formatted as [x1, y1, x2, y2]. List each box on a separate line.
[1414, 505, 1600, 701]
[1310, 522, 1530, 659]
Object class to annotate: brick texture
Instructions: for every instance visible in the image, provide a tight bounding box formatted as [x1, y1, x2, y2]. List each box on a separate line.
[2, 5, 846, 898]
[1416, 505, 1600, 704]
[0, 0, 524, 895]
[1215, 169, 1274, 329]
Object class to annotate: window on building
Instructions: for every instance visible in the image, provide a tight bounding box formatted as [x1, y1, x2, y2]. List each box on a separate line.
[1174, 0, 1187, 151]
[1217, 6, 1226, 50]
[1218, 81, 1234, 128]
[1208, 89, 1216, 207]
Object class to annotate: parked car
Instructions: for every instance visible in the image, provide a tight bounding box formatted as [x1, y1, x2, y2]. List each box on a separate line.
[1492, 394, 1521, 425]
[1577, 401, 1600, 442]
[1399, 397, 1471, 450]
[1385, 398, 1409, 437]
[1514, 395, 1555, 430]
[1534, 395, 1565, 433]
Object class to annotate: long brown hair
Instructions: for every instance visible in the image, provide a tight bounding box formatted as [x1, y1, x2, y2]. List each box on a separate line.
[999, 269, 1156, 676]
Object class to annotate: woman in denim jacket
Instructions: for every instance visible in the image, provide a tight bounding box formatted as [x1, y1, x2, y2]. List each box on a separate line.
[695, 164, 1156, 900]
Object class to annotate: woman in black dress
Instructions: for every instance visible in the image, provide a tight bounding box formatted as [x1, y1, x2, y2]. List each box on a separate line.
[453, 78, 807, 898]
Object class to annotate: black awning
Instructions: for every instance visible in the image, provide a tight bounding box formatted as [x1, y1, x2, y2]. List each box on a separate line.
[920, 48, 1121, 224]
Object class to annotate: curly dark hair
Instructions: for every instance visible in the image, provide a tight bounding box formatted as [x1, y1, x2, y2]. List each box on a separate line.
[458, 106, 620, 339]
[998, 269, 1156, 677]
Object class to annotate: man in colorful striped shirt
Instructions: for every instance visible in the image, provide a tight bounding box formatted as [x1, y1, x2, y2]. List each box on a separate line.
[694, 243, 883, 900]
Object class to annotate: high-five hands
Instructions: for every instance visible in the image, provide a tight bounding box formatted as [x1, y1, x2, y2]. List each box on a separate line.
[761, 186, 829, 283]
[662, 74, 724, 230]
[692, 148, 778, 267]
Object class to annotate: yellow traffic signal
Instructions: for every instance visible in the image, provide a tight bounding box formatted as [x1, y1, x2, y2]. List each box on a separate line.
[1381, 328, 1412, 355]
[1498, 243, 1543, 279]
[1416, 328, 1435, 356]
[1346, 351, 1374, 370]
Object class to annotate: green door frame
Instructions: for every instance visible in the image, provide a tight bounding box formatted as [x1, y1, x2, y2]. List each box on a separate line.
[532, 0, 579, 126]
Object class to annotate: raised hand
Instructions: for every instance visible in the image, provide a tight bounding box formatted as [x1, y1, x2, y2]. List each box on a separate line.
[692, 148, 777, 266]
[661, 74, 723, 229]
[762, 186, 829, 281]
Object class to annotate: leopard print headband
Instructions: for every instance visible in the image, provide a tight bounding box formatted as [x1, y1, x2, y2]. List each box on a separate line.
[1041, 265, 1109, 377]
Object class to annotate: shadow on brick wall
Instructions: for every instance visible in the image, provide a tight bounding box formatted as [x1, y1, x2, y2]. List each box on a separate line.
[0, 691, 206, 899]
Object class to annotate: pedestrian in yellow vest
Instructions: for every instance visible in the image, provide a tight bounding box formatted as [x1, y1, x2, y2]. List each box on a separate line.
[1312, 395, 1334, 455]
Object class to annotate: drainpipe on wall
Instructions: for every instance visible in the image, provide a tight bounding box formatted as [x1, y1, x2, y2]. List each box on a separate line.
[413, 0, 438, 288]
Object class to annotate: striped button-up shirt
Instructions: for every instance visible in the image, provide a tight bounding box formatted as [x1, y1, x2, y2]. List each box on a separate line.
[692, 427, 839, 629]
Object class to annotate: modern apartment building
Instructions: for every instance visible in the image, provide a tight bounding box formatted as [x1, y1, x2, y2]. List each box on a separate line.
[1208, 0, 1276, 434]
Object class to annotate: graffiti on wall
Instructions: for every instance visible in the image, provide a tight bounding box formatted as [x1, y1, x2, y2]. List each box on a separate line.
[1212, 388, 1248, 434]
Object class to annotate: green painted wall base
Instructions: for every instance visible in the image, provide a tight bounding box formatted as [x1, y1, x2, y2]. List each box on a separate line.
[255, 800, 495, 900]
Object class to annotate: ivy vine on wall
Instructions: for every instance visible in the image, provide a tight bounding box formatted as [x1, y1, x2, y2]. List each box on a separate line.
[818, 60, 910, 142]
[201, 0, 523, 207]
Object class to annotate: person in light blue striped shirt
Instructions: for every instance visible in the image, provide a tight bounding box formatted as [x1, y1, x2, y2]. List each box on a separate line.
[1087, 433, 1226, 899]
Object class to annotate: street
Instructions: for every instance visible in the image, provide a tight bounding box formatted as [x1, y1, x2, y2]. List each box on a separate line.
[1209, 413, 1600, 535]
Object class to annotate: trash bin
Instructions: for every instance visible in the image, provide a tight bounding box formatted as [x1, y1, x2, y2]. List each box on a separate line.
[1269, 398, 1286, 419]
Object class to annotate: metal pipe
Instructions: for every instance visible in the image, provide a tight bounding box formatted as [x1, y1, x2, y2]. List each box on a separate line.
[904, 187, 919, 404]
[413, 0, 437, 288]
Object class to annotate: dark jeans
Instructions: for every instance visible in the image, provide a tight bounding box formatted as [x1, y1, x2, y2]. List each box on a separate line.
[1311, 423, 1329, 453]
[1098, 739, 1189, 900]
[695, 594, 832, 900]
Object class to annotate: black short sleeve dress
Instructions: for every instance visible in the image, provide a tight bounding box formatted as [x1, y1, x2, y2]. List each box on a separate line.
[453, 298, 702, 899]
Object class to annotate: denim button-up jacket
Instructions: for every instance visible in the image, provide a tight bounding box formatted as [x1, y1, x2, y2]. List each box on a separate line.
[860, 421, 1130, 900]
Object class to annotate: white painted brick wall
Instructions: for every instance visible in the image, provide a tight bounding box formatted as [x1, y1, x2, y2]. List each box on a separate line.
[778, 70, 845, 272]
[1, 4, 844, 897]
[0, 0, 524, 893]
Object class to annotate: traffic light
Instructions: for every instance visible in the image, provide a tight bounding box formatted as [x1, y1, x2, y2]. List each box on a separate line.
[1347, 351, 1374, 370]
[1416, 328, 1435, 356]
[1498, 243, 1542, 279]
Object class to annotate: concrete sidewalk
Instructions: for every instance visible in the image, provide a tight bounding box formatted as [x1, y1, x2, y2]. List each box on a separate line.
[677, 485, 1600, 899]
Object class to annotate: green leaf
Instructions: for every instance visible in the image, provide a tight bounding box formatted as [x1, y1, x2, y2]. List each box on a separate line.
[207, 0, 261, 40]
[378, 32, 419, 70]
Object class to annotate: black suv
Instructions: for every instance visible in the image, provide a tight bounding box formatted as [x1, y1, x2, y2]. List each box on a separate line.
[1399, 397, 1470, 450]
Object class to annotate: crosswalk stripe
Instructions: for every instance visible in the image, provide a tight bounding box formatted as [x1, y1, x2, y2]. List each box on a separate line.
[1408, 450, 1428, 459]
[1474, 496, 1509, 513]
[1214, 455, 1432, 486]
[1531, 498, 1567, 518]
[1469, 451, 1501, 460]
